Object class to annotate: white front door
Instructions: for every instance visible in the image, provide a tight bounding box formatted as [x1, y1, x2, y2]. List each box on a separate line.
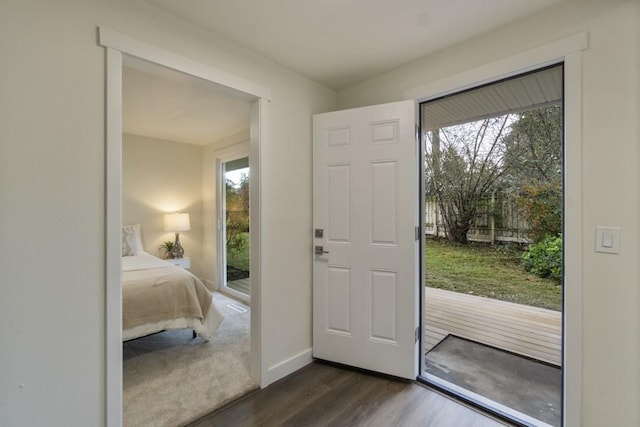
[312, 100, 419, 379]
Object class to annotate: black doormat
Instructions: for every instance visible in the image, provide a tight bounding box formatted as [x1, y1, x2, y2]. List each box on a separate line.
[425, 335, 561, 426]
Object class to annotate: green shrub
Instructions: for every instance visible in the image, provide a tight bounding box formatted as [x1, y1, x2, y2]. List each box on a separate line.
[522, 234, 563, 282]
[517, 182, 562, 243]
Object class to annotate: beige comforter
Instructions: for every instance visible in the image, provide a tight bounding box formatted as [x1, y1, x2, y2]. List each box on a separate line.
[122, 255, 212, 330]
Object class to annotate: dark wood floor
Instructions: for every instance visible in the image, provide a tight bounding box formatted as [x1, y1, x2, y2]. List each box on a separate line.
[188, 361, 512, 427]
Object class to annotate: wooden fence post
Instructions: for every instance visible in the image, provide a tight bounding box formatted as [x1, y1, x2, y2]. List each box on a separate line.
[435, 199, 440, 238]
[490, 192, 496, 245]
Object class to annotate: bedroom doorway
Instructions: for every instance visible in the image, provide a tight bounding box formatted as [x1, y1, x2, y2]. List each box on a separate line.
[120, 58, 257, 425]
[102, 27, 270, 425]
[219, 151, 251, 300]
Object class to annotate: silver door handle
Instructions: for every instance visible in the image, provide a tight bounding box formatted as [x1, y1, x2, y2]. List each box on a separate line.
[314, 245, 329, 255]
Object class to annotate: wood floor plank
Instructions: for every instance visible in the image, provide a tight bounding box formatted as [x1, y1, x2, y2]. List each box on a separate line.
[189, 362, 513, 427]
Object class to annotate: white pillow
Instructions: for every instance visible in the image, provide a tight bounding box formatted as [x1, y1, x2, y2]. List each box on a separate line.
[122, 224, 143, 256]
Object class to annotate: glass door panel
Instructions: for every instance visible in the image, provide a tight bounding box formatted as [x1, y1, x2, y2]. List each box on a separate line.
[223, 156, 250, 296]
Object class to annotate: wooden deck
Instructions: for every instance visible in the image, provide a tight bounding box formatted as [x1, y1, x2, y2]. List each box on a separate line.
[227, 277, 250, 295]
[424, 287, 562, 366]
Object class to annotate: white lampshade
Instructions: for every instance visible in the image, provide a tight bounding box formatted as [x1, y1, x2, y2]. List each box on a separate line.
[164, 212, 190, 232]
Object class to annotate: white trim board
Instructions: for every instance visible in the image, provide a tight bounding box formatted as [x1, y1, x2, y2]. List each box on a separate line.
[105, 47, 123, 427]
[265, 349, 314, 386]
[99, 27, 271, 101]
[216, 141, 250, 161]
[101, 26, 269, 427]
[404, 32, 588, 101]
[407, 32, 587, 427]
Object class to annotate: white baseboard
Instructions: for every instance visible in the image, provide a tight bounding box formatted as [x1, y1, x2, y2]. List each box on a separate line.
[265, 348, 313, 386]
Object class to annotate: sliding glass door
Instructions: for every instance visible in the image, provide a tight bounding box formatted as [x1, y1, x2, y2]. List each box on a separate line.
[222, 156, 250, 298]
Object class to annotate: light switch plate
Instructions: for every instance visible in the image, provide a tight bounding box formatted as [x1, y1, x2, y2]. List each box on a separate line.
[595, 226, 621, 254]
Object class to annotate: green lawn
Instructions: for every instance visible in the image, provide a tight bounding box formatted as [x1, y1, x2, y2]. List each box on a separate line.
[426, 238, 562, 311]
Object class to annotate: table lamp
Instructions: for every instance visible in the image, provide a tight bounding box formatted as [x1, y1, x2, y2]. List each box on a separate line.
[164, 212, 190, 259]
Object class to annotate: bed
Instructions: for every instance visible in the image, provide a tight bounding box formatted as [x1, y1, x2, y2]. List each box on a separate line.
[122, 225, 223, 341]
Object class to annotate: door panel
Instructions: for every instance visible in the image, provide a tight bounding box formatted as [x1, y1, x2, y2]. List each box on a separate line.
[327, 165, 351, 242]
[313, 100, 418, 379]
[327, 267, 351, 334]
[370, 160, 398, 245]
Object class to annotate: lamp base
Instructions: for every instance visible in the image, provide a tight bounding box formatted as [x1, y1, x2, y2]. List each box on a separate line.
[170, 232, 185, 259]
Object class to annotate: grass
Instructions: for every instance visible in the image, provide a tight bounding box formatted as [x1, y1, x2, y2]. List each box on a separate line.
[426, 238, 562, 311]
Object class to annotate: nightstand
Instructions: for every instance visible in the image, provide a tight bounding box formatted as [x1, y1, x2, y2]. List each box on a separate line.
[166, 257, 190, 270]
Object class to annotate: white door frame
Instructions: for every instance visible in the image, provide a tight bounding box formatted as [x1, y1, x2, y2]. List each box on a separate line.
[216, 142, 251, 303]
[100, 27, 270, 427]
[406, 32, 587, 427]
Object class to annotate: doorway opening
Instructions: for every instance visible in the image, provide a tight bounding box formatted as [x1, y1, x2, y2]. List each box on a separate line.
[221, 154, 251, 299]
[120, 56, 256, 425]
[101, 26, 270, 425]
[420, 64, 564, 427]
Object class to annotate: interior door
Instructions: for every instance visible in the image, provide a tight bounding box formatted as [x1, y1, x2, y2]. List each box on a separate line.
[312, 100, 419, 379]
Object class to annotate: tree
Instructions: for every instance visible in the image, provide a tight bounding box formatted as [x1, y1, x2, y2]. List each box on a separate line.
[225, 172, 250, 254]
[425, 115, 515, 243]
[502, 107, 562, 187]
[425, 106, 563, 245]
[517, 182, 562, 243]
[503, 107, 563, 242]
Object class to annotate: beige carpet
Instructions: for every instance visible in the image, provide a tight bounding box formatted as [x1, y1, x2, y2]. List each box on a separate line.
[123, 292, 257, 427]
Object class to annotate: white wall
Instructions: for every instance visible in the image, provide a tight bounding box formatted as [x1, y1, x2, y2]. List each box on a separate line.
[5, 0, 636, 425]
[0, 1, 336, 426]
[339, 1, 640, 426]
[122, 133, 205, 277]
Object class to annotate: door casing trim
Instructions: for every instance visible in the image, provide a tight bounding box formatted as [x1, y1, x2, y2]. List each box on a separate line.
[407, 32, 587, 427]
[100, 27, 270, 426]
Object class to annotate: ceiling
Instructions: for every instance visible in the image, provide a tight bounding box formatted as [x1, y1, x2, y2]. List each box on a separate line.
[147, 0, 564, 91]
[126, 0, 566, 145]
[123, 56, 253, 145]
[422, 65, 563, 131]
